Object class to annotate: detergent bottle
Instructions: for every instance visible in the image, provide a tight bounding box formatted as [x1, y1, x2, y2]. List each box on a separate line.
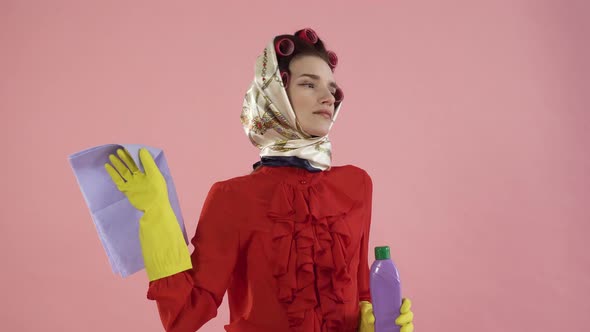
[370, 246, 402, 332]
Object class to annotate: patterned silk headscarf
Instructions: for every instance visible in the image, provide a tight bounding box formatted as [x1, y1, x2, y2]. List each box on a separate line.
[240, 37, 343, 171]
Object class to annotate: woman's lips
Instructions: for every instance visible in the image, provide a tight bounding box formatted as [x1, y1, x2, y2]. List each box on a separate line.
[314, 111, 332, 119]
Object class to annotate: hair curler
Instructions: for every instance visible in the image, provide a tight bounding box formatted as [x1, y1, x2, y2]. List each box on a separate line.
[327, 50, 338, 69]
[297, 28, 319, 44]
[334, 87, 344, 103]
[275, 38, 295, 56]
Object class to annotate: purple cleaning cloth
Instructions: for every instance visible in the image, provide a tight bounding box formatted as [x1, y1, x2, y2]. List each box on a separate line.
[68, 144, 188, 277]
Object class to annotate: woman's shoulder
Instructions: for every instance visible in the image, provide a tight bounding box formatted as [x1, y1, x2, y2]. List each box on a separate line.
[208, 164, 372, 192]
[206, 169, 271, 194]
[325, 165, 373, 208]
[322, 164, 373, 200]
[329, 164, 372, 182]
[207, 172, 255, 190]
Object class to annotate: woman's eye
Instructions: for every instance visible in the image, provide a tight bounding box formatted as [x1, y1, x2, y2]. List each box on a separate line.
[300, 82, 336, 96]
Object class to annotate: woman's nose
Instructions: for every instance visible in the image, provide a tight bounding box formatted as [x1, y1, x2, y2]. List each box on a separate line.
[320, 89, 335, 105]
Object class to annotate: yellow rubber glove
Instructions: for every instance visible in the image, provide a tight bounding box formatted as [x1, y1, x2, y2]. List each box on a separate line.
[396, 298, 414, 332]
[359, 298, 414, 332]
[359, 301, 375, 332]
[105, 148, 192, 281]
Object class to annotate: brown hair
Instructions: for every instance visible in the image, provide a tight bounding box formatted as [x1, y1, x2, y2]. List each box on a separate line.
[274, 29, 332, 74]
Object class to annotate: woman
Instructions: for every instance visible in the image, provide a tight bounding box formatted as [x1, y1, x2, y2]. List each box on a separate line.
[105, 28, 414, 332]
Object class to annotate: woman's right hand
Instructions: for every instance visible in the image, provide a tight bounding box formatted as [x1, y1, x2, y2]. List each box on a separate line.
[105, 147, 192, 281]
[104, 148, 169, 212]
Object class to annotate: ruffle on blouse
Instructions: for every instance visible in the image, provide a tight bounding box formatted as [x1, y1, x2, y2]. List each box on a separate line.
[267, 181, 356, 332]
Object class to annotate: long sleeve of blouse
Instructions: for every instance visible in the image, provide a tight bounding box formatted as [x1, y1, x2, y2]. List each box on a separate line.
[146, 165, 373, 332]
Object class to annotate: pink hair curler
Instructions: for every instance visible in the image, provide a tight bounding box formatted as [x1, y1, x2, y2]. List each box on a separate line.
[297, 28, 318, 44]
[327, 50, 338, 69]
[280, 70, 290, 88]
[275, 38, 295, 56]
[334, 87, 344, 103]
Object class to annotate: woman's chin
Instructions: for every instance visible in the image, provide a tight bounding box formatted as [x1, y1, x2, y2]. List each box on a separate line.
[308, 129, 330, 137]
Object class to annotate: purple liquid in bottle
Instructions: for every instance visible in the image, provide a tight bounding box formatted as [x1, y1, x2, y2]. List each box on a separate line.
[370, 246, 402, 332]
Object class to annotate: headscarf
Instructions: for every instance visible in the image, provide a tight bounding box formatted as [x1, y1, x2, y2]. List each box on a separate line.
[240, 30, 343, 171]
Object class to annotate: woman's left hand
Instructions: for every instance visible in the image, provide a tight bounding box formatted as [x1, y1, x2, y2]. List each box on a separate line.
[358, 297, 414, 332]
[396, 298, 414, 332]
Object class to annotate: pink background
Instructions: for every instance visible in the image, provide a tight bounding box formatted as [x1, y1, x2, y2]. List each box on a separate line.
[1, 0, 588, 331]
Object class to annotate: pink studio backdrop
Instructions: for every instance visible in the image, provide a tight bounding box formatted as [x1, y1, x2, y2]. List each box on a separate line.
[1, 0, 588, 331]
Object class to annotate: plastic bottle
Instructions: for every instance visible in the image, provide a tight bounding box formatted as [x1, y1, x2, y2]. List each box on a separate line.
[370, 246, 402, 332]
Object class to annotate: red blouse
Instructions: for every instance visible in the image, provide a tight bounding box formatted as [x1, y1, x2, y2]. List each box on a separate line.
[146, 165, 373, 332]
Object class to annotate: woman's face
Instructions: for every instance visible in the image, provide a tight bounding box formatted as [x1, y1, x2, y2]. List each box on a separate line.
[286, 55, 338, 137]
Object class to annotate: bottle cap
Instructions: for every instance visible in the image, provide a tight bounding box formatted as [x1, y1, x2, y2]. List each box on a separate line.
[375, 246, 391, 260]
